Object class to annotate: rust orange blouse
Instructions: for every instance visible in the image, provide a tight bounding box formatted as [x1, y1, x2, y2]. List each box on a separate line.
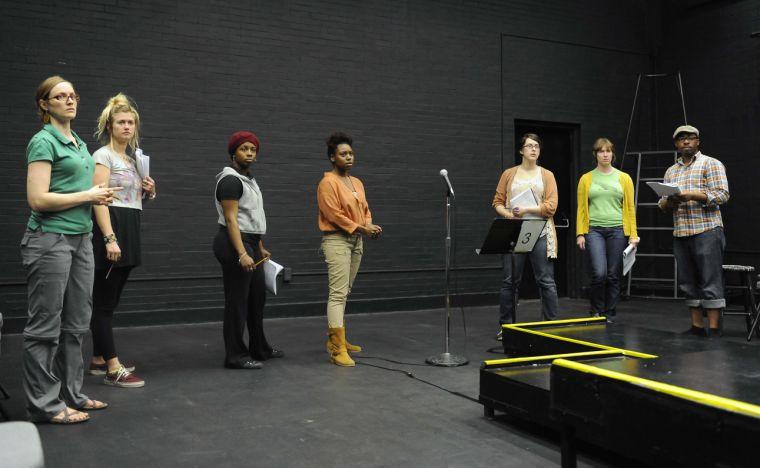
[317, 171, 372, 233]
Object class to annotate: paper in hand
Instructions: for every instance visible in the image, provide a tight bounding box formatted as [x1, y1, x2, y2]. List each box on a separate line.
[263, 259, 285, 295]
[646, 181, 679, 197]
[509, 188, 541, 219]
[135, 148, 150, 179]
[622, 244, 636, 276]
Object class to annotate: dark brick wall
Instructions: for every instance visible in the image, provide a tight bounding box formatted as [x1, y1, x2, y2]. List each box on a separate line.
[1, 0, 670, 332]
[658, 0, 760, 260]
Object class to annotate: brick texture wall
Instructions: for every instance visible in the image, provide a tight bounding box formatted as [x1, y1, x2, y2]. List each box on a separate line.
[1, 0, 668, 332]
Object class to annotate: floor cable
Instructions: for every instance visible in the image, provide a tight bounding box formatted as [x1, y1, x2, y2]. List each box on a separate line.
[354, 357, 480, 404]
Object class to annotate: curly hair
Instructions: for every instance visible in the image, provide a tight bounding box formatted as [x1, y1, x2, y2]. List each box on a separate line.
[326, 132, 353, 159]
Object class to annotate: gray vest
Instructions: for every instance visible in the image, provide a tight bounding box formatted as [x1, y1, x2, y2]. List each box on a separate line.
[215, 166, 266, 234]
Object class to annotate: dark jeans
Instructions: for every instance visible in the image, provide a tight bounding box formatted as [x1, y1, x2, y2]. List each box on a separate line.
[673, 227, 726, 309]
[91, 266, 134, 360]
[586, 226, 627, 316]
[213, 229, 273, 364]
[499, 235, 558, 324]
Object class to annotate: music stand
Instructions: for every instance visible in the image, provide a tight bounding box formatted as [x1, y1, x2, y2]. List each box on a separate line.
[477, 218, 547, 323]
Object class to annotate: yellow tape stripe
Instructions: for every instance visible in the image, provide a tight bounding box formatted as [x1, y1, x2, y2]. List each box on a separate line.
[483, 350, 621, 367]
[508, 326, 658, 359]
[502, 316, 607, 328]
[553, 359, 760, 418]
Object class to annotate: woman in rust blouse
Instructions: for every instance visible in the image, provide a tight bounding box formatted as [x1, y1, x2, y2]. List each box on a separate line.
[317, 132, 382, 367]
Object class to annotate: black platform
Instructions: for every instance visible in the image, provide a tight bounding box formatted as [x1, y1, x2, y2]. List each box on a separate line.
[479, 318, 760, 467]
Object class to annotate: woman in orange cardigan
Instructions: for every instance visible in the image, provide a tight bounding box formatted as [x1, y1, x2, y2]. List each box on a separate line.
[317, 132, 382, 366]
[492, 133, 559, 338]
[576, 138, 639, 322]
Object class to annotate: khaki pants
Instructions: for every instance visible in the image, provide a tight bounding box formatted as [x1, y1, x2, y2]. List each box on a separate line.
[322, 233, 363, 328]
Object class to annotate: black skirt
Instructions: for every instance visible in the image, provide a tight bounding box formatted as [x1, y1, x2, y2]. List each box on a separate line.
[92, 206, 142, 270]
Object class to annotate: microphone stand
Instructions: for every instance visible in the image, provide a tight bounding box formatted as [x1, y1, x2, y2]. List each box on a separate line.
[426, 187, 468, 367]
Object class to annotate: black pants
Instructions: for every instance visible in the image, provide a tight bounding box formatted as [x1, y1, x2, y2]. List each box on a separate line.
[213, 229, 272, 364]
[90, 266, 133, 360]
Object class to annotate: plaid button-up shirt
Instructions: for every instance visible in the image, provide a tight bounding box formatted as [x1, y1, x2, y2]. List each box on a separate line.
[661, 151, 729, 237]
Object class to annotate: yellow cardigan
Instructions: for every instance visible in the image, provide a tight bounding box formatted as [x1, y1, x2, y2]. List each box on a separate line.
[576, 169, 638, 239]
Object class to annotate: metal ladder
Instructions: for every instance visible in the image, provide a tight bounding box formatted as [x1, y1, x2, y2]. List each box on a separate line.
[620, 72, 687, 298]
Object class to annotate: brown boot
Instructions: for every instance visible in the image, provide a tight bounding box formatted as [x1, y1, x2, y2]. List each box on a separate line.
[327, 327, 355, 367]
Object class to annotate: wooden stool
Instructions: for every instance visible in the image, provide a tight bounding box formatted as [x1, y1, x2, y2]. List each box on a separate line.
[722, 265, 760, 341]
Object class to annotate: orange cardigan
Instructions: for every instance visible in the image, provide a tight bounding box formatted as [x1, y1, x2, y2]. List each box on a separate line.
[317, 172, 372, 233]
[492, 166, 559, 258]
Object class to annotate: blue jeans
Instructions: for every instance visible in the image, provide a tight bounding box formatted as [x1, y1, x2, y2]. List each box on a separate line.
[673, 227, 726, 309]
[499, 235, 558, 324]
[586, 226, 627, 316]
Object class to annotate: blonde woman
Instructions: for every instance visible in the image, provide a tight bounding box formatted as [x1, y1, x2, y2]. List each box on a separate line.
[22, 76, 114, 424]
[88, 94, 155, 387]
[576, 138, 639, 323]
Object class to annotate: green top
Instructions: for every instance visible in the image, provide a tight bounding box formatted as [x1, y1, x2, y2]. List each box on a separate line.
[26, 124, 94, 234]
[588, 168, 623, 227]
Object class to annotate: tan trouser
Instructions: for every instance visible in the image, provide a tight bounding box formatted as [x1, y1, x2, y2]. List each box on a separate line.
[322, 232, 363, 328]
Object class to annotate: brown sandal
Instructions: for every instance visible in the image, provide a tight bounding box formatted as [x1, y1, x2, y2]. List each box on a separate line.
[49, 407, 90, 425]
[79, 399, 108, 411]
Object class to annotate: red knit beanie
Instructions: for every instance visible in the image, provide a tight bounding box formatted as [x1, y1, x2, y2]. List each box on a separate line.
[227, 131, 260, 156]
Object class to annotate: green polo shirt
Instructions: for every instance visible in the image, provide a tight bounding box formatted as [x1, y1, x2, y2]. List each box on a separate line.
[26, 124, 94, 234]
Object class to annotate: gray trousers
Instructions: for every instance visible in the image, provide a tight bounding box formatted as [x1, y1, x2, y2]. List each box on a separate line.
[20, 230, 93, 421]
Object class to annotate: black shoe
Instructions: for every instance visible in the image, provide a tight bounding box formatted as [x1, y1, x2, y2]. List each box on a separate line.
[683, 325, 707, 337]
[269, 349, 285, 358]
[496, 330, 503, 341]
[606, 316, 616, 324]
[708, 327, 722, 338]
[252, 348, 285, 361]
[224, 359, 263, 370]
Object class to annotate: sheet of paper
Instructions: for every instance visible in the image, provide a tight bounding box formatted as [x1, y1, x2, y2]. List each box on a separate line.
[622, 244, 636, 276]
[646, 181, 680, 197]
[509, 188, 541, 219]
[135, 148, 150, 179]
[514, 219, 546, 253]
[263, 259, 284, 295]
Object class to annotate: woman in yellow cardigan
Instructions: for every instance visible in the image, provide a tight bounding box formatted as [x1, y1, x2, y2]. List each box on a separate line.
[576, 138, 639, 322]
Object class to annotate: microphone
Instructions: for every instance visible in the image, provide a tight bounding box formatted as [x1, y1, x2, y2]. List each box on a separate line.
[439, 169, 455, 199]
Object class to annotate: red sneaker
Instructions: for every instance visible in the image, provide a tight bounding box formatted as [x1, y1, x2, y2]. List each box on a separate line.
[104, 367, 145, 388]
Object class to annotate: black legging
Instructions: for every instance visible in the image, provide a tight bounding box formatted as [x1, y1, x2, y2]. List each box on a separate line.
[213, 228, 273, 363]
[91, 266, 133, 360]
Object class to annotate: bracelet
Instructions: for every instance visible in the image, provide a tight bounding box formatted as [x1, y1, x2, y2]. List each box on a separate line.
[103, 233, 117, 244]
[238, 252, 249, 263]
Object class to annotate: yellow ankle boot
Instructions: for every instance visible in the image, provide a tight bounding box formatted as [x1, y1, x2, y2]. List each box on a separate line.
[327, 327, 355, 367]
[326, 330, 362, 354]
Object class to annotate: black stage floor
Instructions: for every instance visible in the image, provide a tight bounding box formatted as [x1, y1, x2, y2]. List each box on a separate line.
[1, 298, 758, 467]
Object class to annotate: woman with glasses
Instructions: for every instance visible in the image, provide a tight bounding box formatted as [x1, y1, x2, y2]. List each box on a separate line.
[214, 131, 283, 370]
[491, 133, 559, 338]
[576, 138, 638, 322]
[318, 132, 382, 367]
[21, 76, 115, 424]
[87, 94, 156, 387]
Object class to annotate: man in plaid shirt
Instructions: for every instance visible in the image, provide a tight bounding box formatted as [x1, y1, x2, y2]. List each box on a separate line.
[659, 125, 729, 337]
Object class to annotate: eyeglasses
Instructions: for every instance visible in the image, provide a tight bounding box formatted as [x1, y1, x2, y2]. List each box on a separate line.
[47, 93, 80, 103]
[523, 144, 540, 150]
[676, 134, 698, 142]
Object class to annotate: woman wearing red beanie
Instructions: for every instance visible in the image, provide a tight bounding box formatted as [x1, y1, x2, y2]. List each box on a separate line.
[213, 131, 283, 369]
